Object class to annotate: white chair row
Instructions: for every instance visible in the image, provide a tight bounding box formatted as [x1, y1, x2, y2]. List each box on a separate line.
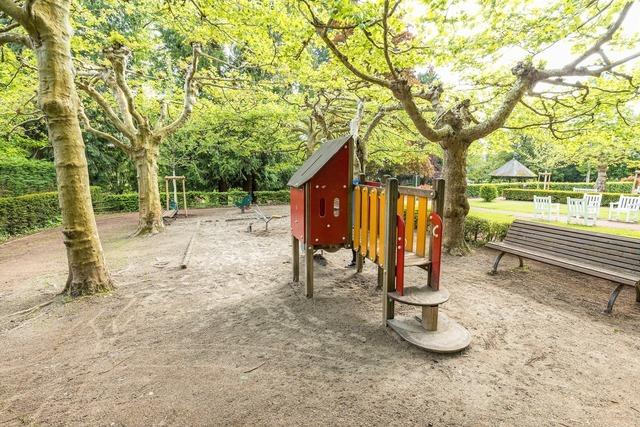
[533, 196, 560, 221]
[609, 195, 640, 223]
[567, 194, 601, 226]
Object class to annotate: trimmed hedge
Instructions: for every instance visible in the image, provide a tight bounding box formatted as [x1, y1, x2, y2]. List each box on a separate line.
[0, 189, 291, 239]
[0, 192, 61, 238]
[464, 215, 510, 245]
[0, 158, 57, 197]
[502, 188, 628, 206]
[92, 190, 291, 213]
[467, 181, 633, 197]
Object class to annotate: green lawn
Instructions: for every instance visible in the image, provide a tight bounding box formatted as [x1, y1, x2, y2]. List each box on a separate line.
[469, 198, 612, 218]
[468, 199, 640, 239]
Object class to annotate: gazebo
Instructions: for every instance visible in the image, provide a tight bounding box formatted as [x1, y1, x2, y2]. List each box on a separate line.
[490, 159, 536, 181]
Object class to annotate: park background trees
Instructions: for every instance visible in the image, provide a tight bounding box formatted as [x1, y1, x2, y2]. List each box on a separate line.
[296, 0, 640, 253]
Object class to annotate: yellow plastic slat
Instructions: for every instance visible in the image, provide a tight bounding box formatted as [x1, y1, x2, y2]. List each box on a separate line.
[405, 195, 415, 252]
[353, 186, 361, 249]
[415, 196, 428, 257]
[368, 188, 378, 262]
[378, 190, 386, 266]
[360, 187, 369, 255]
[397, 194, 404, 223]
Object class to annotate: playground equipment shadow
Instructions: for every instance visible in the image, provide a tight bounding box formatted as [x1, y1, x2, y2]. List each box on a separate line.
[1, 206, 639, 426]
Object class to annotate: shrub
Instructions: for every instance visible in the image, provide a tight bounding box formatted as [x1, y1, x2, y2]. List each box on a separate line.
[502, 188, 629, 206]
[466, 181, 633, 197]
[479, 185, 498, 202]
[464, 215, 511, 245]
[0, 158, 57, 197]
[0, 192, 61, 237]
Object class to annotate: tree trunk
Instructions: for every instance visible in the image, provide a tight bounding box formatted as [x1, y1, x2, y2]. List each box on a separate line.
[133, 144, 164, 235]
[442, 142, 471, 255]
[595, 165, 607, 193]
[32, 0, 113, 295]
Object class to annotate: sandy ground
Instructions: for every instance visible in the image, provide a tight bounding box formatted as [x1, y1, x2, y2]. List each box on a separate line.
[1, 206, 639, 426]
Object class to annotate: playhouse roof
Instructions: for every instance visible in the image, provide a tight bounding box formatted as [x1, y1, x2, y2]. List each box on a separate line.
[491, 159, 536, 178]
[287, 135, 352, 188]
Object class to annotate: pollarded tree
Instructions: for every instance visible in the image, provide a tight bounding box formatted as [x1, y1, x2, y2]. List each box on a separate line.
[298, 0, 640, 254]
[76, 43, 201, 235]
[0, 0, 113, 295]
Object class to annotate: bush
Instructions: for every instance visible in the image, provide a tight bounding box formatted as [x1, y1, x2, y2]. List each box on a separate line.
[502, 188, 629, 206]
[464, 215, 511, 245]
[0, 192, 61, 238]
[0, 158, 57, 197]
[479, 185, 498, 202]
[92, 189, 291, 213]
[466, 181, 633, 197]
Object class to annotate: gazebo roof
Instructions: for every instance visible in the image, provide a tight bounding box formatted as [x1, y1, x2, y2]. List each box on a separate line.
[491, 159, 536, 178]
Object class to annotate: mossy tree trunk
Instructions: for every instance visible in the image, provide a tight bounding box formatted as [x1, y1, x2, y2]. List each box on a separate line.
[0, 0, 113, 295]
[442, 141, 471, 255]
[77, 43, 201, 235]
[132, 142, 164, 235]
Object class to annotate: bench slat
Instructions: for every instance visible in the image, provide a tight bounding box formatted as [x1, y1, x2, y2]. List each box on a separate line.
[505, 230, 640, 269]
[508, 223, 640, 254]
[510, 221, 640, 249]
[486, 241, 639, 286]
[503, 236, 640, 274]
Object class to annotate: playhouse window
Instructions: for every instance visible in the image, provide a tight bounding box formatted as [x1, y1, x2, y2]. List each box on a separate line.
[333, 198, 340, 217]
[319, 198, 326, 217]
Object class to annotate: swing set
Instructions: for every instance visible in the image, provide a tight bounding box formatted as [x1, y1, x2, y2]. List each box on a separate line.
[163, 175, 188, 218]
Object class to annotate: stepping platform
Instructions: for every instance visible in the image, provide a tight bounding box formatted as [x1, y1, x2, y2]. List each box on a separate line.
[404, 252, 431, 268]
[387, 313, 471, 353]
[388, 286, 449, 306]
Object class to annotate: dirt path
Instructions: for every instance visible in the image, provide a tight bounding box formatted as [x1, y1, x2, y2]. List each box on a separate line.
[1, 207, 639, 426]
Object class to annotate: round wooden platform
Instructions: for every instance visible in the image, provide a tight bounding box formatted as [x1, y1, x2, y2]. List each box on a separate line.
[387, 286, 449, 306]
[387, 313, 471, 353]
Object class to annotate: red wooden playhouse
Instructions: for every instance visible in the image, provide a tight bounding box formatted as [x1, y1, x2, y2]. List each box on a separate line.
[288, 135, 470, 353]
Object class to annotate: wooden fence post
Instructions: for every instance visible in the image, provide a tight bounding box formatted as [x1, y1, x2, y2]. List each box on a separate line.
[382, 177, 398, 325]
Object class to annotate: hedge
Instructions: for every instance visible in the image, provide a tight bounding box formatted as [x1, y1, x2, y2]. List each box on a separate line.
[464, 215, 511, 245]
[0, 189, 291, 239]
[502, 188, 629, 206]
[0, 158, 57, 197]
[0, 192, 61, 238]
[92, 190, 291, 213]
[467, 181, 633, 197]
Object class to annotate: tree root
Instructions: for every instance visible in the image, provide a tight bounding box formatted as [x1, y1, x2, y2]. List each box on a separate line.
[4, 298, 57, 319]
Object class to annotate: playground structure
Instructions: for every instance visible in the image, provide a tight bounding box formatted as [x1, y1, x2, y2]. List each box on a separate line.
[163, 175, 188, 218]
[288, 135, 471, 353]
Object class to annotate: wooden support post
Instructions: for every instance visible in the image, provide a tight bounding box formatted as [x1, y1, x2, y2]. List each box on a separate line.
[182, 179, 188, 217]
[292, 236, 300, 282]
[382, 177, 398, 325]
[305, 244, 314, 298]
[428, 179, 445, 288]
[422, 306, 438, 331]
[356, 173, 366, 271]
[377, 265, 384, 290]
[165, 178, 170, 210]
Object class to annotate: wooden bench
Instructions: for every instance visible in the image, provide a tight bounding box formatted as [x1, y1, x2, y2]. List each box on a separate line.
[486, 220, 640, 313]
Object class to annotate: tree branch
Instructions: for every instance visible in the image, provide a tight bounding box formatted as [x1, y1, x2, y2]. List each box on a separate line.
[79, 104, 132, 154]
[157, 43, 202, 137]
[0, 31, 31, 48]
[0, 0, 34, 35]
[103, 45, 147, 129]
[77, 81, 136, 140]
